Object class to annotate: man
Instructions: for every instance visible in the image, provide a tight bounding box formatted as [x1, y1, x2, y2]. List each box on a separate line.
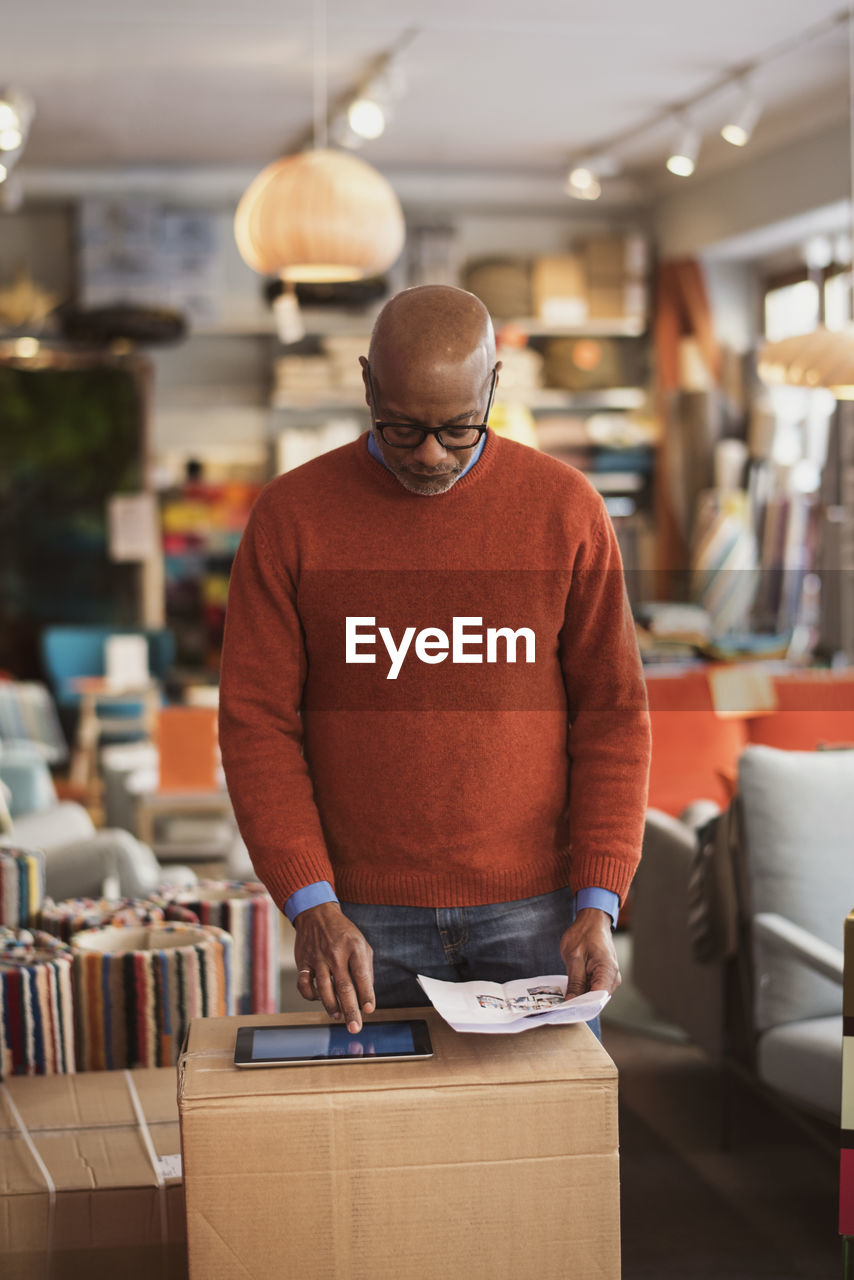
[219, 285, 650, 1036]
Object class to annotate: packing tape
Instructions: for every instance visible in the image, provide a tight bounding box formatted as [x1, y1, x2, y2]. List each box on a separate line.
[156, 879, 279, 1013]
[123, 1069, 168, 1249]
[1, 1079, 56, 1272]
[0, 847, 45, 928]
[71, 922, 234, 1070]
[0, 928, 76, 1077]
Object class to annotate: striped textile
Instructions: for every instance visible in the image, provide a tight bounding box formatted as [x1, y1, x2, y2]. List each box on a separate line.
[0, 847, 45, 929]
[841, 910, 854, 1238]
[156, 880, 279, 1014]
[39, 897, 165, 942]
[70, 922, 234, 1070]
[0, 928, 76, 1077]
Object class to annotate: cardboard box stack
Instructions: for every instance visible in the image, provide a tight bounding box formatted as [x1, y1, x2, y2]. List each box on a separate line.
[531, 255, 589, 327]
[579, 234, 648, 324]
[179, 1008, 620, 1280]
[0, 1068, 186, 1280]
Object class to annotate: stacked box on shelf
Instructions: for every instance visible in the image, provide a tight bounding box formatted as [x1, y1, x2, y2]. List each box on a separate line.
[577, 234, 648, 324]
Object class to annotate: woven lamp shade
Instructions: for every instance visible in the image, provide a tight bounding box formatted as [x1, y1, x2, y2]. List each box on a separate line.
[758, 327, 854, 398]
[235, 148, 405, 282]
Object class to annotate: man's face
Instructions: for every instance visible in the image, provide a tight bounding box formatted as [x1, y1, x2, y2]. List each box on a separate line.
[362, 357, 494, 497]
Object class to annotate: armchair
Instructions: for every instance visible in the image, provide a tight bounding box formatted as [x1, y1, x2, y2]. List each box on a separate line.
[0, 747, 196, 901]
[632, 743, 852, 1124]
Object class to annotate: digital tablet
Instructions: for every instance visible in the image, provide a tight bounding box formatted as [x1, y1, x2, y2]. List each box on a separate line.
[234, 1019, 433, 1068]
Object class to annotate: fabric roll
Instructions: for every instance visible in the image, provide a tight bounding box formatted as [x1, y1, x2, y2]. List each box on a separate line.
[0, 848, 45, 928]
[0, 927, 76, 1077]
[70, 922, 233, 1070]
[156, 880, 279, 1014]
[38, 897, 165, 943]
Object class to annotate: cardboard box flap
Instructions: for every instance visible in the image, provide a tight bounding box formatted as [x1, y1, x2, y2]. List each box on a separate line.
[178, 1008, 616, 1106]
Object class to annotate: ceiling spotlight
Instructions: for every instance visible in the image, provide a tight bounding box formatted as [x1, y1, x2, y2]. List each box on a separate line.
[566, 165, 601, 200]
[721, 81, 762, 147]
[0, 164, 7, 183]
[565, 155, 618, 201]
[0, 128, 21, 151]
[0, 89, 34, 135]
[666, 121, 700, 177]
[347, 97, 386, 140]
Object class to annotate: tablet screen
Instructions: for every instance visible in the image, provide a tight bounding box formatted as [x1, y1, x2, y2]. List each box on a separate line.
[234, 1019, 432, 1066]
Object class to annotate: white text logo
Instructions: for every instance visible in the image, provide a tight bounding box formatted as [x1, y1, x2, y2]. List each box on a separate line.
[345, 616, 536, 680]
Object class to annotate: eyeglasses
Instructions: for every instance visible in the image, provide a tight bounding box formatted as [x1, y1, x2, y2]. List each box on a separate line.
[365, 363, 497, 450]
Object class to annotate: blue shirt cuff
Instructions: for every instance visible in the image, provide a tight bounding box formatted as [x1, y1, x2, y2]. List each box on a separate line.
[576, 887, 620, 930]
[284, 880, 339, 923]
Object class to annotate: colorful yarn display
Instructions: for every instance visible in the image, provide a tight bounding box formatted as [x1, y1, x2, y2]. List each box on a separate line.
[0, 847, 45, 928]
[0, 928, 76, 1077]
[70, 922, 234, 1070]
[38, 896, 165, 942]
[157, 880, 279, 1014]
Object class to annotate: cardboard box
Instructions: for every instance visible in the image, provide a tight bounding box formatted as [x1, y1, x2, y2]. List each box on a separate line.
[531, 255, 589, 326]
[0, 1068, 187, 1280]
[580, 234, 648, 282]
[586, 281, 647, 323]
[179, 1009, 620, 1280]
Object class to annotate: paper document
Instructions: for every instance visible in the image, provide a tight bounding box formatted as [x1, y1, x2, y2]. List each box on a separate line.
[416, 974, 610, 1035]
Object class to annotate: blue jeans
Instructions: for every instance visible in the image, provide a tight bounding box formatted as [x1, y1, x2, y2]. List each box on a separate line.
[339, 886, 601, 1040]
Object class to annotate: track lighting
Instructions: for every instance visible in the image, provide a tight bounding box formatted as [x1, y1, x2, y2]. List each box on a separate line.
[666, 121, 700, 177]
[347, 96, 387, 141]
[721, 81, 762, 147]
[0, 88, 34, 187]
[565, 154, 619, 201]
[565, 164, 601, 201]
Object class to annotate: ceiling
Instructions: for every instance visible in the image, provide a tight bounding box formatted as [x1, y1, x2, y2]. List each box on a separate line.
[4, 0, 851, 202]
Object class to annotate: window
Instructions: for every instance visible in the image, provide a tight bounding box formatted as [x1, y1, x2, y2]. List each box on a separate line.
[763, 278, 819, 341]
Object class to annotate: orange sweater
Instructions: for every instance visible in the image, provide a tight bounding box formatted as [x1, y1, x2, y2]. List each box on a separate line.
[218, 431, 650, 911]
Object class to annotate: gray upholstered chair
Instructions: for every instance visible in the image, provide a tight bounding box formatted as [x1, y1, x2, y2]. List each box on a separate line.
[632, 743, 852, 1124]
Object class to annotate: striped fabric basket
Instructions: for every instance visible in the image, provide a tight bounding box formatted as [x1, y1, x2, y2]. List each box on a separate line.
[38, 896, 166, 942]
[156, 880, 279, 1014]
[0, 847, 45, 928]
[0, 928, 76, 1077]
[70, 922, 234, 1071]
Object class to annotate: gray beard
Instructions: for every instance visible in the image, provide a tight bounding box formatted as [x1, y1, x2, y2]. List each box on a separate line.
[392, 470, 463, 496]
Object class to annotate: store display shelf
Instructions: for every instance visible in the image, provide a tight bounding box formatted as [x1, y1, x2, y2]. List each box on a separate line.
[270, 390, 369, 411]
[507, 316, 647, 338]
[269, 387, 646, 414]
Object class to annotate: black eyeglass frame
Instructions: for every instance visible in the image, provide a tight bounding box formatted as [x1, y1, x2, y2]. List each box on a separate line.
[365, 363, 498, 450]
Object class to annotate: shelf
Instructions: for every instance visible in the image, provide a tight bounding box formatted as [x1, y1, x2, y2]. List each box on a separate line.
[505, 316, 647, 338]
[269, 387, 647, 414]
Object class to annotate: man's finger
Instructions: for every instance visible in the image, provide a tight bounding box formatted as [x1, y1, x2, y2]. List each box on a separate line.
[296, 966, 318, 1001]
[351, 957, 376, 1016]
[332, 975, 363, 1033]
[313, 969, 342, 1020]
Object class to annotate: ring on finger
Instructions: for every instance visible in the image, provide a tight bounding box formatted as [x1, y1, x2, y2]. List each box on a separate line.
[298, 968, 314, 979]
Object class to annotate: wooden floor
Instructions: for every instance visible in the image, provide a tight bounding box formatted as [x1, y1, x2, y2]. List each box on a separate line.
[603, 955, 841, 1279]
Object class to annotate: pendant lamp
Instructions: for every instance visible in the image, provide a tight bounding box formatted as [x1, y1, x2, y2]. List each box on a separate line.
[234, 0, 405, 287]
[758, 6, 854, 400]
[234, 147, 405, 283]
[758, 327, 854, 400]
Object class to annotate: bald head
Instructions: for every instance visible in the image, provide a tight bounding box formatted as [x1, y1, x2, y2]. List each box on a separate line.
[360, 285, 500, 496]
[368, 285, 496, 386]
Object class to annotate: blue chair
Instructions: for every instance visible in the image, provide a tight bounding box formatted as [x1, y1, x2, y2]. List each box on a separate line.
[40, 626, 176, 741]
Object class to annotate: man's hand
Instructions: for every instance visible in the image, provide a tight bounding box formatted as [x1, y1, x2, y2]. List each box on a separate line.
[560, 907, 621, 997]
[293, 902, 375, 1033]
